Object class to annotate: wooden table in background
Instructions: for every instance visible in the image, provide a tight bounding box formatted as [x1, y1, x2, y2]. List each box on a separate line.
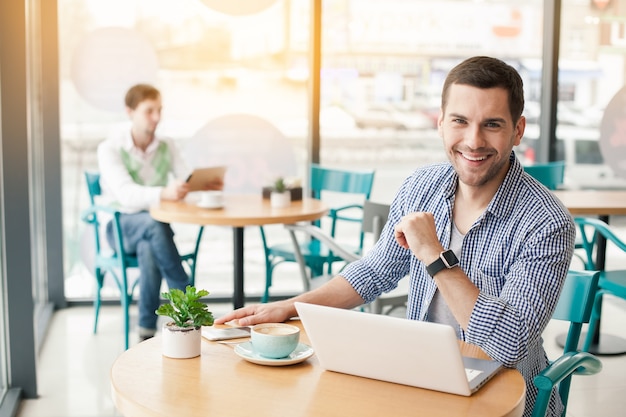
[553, 189, 626, 355]
[553, 189, 626, 219]
[111, 321, 526, 417]
[150, 195, 328, 308]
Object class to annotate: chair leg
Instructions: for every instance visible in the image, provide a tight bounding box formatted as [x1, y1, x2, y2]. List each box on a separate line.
[187, 259, 196, 287]
[120, 270, 132, 350]
[370, 298, 382, 314]
[122, 293, 131, 350]
[582, 290, 604, 352]
[93, 269, 104, 334]
[262, 264, 273, 303]
[188, 226, 204, 287]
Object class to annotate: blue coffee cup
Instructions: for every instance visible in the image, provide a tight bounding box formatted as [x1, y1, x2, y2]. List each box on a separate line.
[251, 323, 300, 359]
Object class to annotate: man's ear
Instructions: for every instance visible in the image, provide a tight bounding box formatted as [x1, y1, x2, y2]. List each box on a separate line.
[514, 115, 526, 146]
[437, 109, 444, 137]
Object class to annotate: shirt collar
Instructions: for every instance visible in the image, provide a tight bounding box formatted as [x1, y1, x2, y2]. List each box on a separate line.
[122, 130, 162, 155]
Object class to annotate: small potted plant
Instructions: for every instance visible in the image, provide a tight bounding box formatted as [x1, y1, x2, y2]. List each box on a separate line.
[270, 176, 291, 208]
[156, 285, 214, 359]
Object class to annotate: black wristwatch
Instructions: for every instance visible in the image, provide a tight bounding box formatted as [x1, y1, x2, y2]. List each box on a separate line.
[426, 249, 459, 277]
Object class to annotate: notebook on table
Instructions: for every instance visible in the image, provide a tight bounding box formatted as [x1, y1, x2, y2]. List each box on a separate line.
[294, 302, 503, 396]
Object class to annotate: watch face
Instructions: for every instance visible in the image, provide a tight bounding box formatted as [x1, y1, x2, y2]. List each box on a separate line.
[442, 250, 459, 267]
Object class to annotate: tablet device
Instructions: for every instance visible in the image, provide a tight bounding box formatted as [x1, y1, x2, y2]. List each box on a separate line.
[186, 166, 227, 192]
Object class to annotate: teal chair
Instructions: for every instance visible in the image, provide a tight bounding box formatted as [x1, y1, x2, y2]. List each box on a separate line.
[285, 200, 406, 314]
[259, 164, 375, 302]
[573, 216, 626, 352]
[523, 160, 566, 190]
[531, 270, 602, 417]
[81, 172, 204, 349]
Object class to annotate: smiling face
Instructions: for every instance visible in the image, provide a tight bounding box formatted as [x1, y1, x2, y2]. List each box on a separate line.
[438, 83, 525, 189]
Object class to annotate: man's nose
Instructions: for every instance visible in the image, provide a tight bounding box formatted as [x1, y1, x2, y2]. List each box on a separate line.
[463, 125, 486, 149]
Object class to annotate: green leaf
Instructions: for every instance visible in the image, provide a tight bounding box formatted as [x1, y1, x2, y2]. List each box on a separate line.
[155, 285, 213, 328]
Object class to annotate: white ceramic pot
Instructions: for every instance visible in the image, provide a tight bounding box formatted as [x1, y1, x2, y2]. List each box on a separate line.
[161, 322, 201, 359]
[270, 191, 291, 208]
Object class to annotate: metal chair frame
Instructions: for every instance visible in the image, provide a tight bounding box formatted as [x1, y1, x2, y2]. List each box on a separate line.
[82, 171, 204, 349]
[259, 164, 375, 302]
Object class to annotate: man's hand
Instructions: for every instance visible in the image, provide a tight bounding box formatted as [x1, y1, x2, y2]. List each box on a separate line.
[204, 177, 224, 191]
[161, 180, 189, 201]
[214, 301, 295, 327]
[394, 212, 444, 263]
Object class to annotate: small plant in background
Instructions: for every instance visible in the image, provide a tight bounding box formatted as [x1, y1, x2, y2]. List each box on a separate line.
[156, 285, 214, 328]
[273, 177, 287, 193]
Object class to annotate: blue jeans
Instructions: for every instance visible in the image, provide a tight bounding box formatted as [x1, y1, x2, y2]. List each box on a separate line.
[106, 211, 189, 330]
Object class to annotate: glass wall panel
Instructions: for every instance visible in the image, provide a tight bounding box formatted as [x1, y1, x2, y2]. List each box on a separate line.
[319, 0, 545, 202]
[522, 0, 626, 189]
[59, 0, 309, 300]
[61, 0, 623, 304]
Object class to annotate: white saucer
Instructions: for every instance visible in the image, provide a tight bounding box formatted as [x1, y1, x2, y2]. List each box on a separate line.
[234, 342, 314, 366]
[197, 201, 223, 209]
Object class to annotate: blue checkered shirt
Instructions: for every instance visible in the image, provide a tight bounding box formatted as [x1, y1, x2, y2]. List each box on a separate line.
[342, 152, 575, 417]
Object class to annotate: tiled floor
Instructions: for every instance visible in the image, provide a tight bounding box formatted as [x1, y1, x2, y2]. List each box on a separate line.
[16, 294, 626, 417]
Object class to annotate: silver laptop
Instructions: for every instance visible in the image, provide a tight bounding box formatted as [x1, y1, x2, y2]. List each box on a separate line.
[295, 302, 503, 396]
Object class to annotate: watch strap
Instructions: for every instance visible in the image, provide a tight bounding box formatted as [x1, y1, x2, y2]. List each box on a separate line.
[426, 250, 459, 277]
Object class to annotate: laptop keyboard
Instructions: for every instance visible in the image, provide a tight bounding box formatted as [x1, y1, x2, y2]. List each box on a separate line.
[465, 368, 483, 382]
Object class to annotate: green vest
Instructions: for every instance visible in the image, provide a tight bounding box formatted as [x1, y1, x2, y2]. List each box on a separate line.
[120, 142, 171, 186]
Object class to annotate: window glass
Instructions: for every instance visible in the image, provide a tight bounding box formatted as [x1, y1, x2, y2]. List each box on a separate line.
[59, 0, 309, 300]
[557, 0, 626, 189]
[59, 0, 549, 301]
[319, 0, 544, 202]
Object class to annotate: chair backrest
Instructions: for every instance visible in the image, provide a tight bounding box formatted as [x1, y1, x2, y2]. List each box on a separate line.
[532, 269, 600, 417]
[552, 270, 600, 353]
[310, 164, 375, 199]
[361, 200, 390, 242]
[309, 164, 375, 247]
[523, 160, 565, 190]
[83, 171, 108, 255]
[85, 171, 102, 204]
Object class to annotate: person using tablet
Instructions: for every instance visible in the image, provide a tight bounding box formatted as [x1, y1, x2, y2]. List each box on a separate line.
[98, 83, 223, 342]
[216, 57, 575, 417]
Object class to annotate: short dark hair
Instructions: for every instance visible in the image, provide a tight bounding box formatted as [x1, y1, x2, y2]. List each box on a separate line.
[124, 84, 160, 110]
[441, 56, 524, 123]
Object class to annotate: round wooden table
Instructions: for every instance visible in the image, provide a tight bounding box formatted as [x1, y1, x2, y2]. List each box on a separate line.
[150, 194, 328, 308]
[111, 321, 526, 417]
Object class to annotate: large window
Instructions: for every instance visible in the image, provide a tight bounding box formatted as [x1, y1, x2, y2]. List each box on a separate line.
[318, 0, 546, 203]
[60, 0, 626, 303]
[521, 0, 626, 189]
[60, 0, 309, 301]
